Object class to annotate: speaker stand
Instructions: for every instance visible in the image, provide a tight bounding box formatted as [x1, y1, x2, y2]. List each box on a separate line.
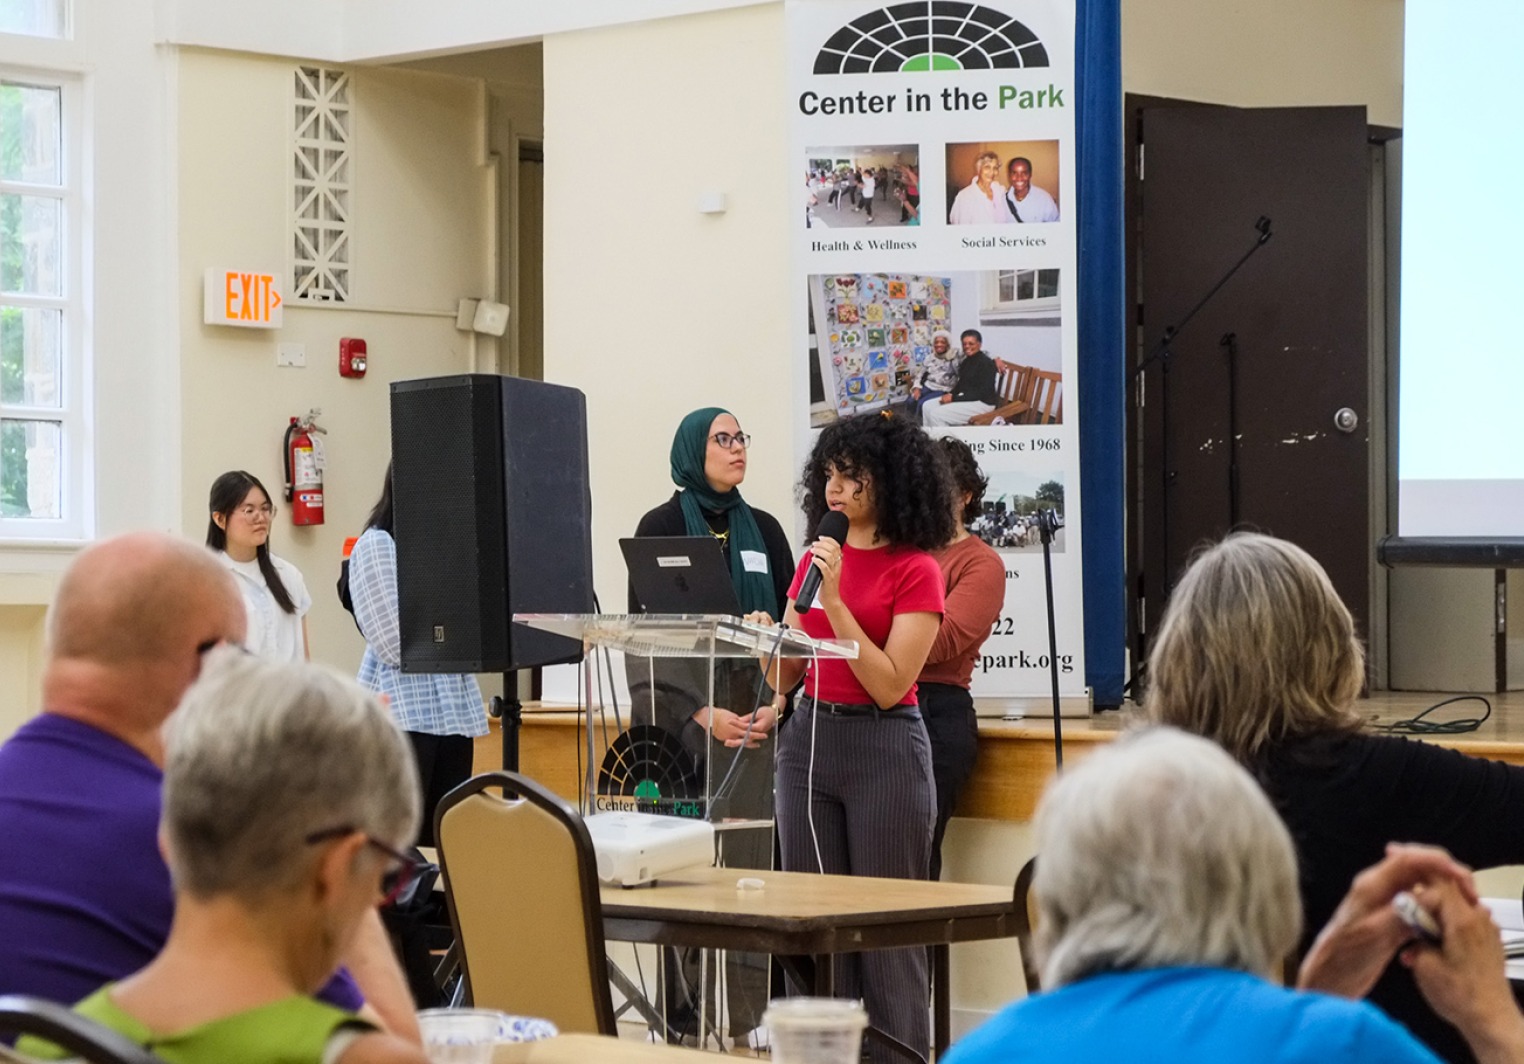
[493, 680, 523, 773]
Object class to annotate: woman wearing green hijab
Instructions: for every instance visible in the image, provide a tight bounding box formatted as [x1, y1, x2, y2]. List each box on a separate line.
[627, 407, 794, 1048]
[629, 406, 796, 745]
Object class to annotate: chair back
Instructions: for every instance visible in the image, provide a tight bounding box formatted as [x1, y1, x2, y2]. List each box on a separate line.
[1012, 856, 1042, 993]
[435, 772, 616, 1035]
[969, 362, 1035, 426]
[0, 996, 166, 1064]
[1025, 370, 1062, 425]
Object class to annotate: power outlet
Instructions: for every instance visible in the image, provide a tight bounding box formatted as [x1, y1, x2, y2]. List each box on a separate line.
[276, 342, 307, 368]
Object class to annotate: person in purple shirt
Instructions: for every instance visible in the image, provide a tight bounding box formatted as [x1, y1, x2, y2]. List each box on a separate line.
[0, 531, 418, 1043]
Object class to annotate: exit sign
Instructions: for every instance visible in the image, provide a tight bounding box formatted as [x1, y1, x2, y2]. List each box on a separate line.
[204, 268, 285, 329]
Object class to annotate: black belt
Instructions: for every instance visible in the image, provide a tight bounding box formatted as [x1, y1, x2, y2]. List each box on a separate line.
[807, 698, 915, 718]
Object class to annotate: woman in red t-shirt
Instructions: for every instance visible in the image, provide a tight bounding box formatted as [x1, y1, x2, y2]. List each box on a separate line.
[920, 437, 1004, 883]
[750, 411, 954, 1064]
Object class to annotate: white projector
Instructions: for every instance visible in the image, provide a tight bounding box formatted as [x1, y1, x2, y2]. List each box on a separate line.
[584, 811, 714, 887]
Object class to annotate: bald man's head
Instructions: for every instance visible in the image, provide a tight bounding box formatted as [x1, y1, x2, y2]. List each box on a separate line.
[48, 532, 245, 668]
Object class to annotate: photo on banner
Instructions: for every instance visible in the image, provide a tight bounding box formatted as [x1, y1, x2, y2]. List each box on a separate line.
[965, 469, 1066, 554]
[945, 140, 1061, 225]
[804, 144, 920, 230]
[806, 268, 1063, 430]
[789, 0, 1083, 703]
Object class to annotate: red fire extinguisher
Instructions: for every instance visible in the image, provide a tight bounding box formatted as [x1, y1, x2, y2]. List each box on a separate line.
[283, 408, 327, 526]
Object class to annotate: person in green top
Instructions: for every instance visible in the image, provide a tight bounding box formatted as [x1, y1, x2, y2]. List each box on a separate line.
[21, 649, 429, 1064]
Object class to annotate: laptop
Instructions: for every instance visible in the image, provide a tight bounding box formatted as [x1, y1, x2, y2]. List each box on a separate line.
[620, 536, 741, 615]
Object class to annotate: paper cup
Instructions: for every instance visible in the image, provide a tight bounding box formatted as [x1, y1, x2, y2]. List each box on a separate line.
[763, 997, 869, 1064]
[417, 1008, 503, 1064]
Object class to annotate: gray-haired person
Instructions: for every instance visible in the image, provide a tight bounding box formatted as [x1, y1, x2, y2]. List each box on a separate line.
[943, 728, 1524, 1064]
[23, 649, 430, 1064]
[1146, 531, 1524, 1063]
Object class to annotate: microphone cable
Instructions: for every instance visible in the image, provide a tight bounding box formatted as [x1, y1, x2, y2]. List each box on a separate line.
[710, 622, 790, 806]
[574, 656, 586, 816]
[589, 592, 623, 736]
[1374, 695, 1491, 736]
[806, 640, 824, 875]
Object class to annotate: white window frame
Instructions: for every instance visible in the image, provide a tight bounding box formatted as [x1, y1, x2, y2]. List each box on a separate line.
[980, 268, 1061, 321]
[0, 0, 70, 42]
[0, 68, 89, 543]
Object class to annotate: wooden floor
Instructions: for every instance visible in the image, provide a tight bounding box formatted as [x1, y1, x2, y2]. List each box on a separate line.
[474, 689, 1524, 824]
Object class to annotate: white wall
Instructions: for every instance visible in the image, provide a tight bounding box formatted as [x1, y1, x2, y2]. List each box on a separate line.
[1122, 0, 1404, 127]
[163, 0, 767, 63]
[542, 4, 793, 610]
[176, 50, 494, 670]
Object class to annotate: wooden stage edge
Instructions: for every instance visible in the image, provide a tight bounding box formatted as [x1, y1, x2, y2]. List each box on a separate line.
[474, 689, 1524, 825]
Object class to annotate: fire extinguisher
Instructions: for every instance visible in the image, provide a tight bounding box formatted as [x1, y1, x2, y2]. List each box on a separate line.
[283, 408, 327, 526]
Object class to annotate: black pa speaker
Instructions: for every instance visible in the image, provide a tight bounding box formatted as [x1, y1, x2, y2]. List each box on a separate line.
[390, 374, 593, 672]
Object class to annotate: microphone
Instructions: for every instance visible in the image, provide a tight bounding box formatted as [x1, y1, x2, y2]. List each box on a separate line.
[796, 511, 849, 614]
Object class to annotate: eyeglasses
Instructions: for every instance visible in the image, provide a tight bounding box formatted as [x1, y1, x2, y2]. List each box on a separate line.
[709, 431, 752, 451]
[235, 503, 276, 519]
[194, 638, 251, 658]
[305, 825, 422, 906]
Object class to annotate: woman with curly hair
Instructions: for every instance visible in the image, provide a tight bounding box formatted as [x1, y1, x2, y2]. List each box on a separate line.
[918, 437, 1004, 882]
[750, 411, 954, 1064]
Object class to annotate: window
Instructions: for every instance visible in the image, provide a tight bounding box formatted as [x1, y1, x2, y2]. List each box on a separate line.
[0, 73, 86, 540]
[0, 0, 67, 40]
[981, 268, 1061, 321]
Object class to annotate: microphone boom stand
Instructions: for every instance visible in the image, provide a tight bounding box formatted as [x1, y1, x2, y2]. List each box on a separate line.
[1036, 507, 1065, 769]
[1128, 216, 1273, 698]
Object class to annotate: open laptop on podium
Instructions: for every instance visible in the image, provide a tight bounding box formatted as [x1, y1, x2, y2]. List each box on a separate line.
[620, 536, 740, 615]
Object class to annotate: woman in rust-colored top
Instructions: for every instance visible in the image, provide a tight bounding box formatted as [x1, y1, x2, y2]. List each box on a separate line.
[920, 437, 1005, 880]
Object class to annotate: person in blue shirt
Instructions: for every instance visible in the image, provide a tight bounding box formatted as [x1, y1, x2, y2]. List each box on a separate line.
[350, 462, 488, 846]
[943, 728, 1524, 1064]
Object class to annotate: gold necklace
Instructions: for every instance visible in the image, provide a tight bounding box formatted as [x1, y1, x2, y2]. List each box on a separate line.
[708, 527, 729, 544]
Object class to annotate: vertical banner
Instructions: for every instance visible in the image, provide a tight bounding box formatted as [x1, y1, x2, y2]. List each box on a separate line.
[789, 0, 1086, 706]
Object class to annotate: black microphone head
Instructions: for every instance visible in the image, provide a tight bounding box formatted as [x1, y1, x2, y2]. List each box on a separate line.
[816, 511, 850, 544]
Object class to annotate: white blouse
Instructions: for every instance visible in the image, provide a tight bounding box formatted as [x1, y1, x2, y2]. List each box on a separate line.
[218, 551, 311, 662]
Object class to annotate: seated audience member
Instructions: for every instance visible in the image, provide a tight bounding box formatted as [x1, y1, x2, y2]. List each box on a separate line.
[1145, 532, 1524, 1063]
[0, 532, 416, 1040]
[943, 727, 1524, 1064]
[22, 649, 428, 1064]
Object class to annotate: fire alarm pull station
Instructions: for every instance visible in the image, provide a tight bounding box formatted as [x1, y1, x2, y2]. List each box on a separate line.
[340, 338, 367, 378]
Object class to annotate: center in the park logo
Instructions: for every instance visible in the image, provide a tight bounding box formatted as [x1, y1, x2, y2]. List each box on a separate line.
[815, 1, 1048, 74]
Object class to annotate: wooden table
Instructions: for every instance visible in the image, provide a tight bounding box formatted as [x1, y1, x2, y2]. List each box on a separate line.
[599, 865, 1017, 1058]
[495, 1032, 712, 1062]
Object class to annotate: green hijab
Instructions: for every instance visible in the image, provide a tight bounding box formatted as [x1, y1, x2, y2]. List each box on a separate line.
[670, 407, 776, 617]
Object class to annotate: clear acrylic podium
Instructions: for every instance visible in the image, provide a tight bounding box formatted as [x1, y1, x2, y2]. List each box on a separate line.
[513, 613, 857, 822]
[514, 613, 856, 1047]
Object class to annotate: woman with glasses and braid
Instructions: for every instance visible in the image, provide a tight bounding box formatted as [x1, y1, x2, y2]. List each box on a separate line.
[206, 470, 311, 662]
[627, 407, 794, 1049]
[20, 650, 428, 1064]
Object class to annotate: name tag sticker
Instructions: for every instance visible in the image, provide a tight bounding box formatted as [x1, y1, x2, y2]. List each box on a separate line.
[657, 555, 692, 568]
[741, 550, 769, 574]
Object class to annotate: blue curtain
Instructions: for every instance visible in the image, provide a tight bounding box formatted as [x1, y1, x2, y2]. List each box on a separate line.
[1076, 0, 1126, 707]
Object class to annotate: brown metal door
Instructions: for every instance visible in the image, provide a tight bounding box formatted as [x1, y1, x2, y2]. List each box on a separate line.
[1136, 105, 1370, 646]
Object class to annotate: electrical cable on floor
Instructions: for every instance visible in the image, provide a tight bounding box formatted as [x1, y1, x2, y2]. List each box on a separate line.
[1374, 695, 1492, 735]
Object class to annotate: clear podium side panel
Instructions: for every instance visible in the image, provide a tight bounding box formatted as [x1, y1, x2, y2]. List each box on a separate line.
[581, 637, 779, 1045]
